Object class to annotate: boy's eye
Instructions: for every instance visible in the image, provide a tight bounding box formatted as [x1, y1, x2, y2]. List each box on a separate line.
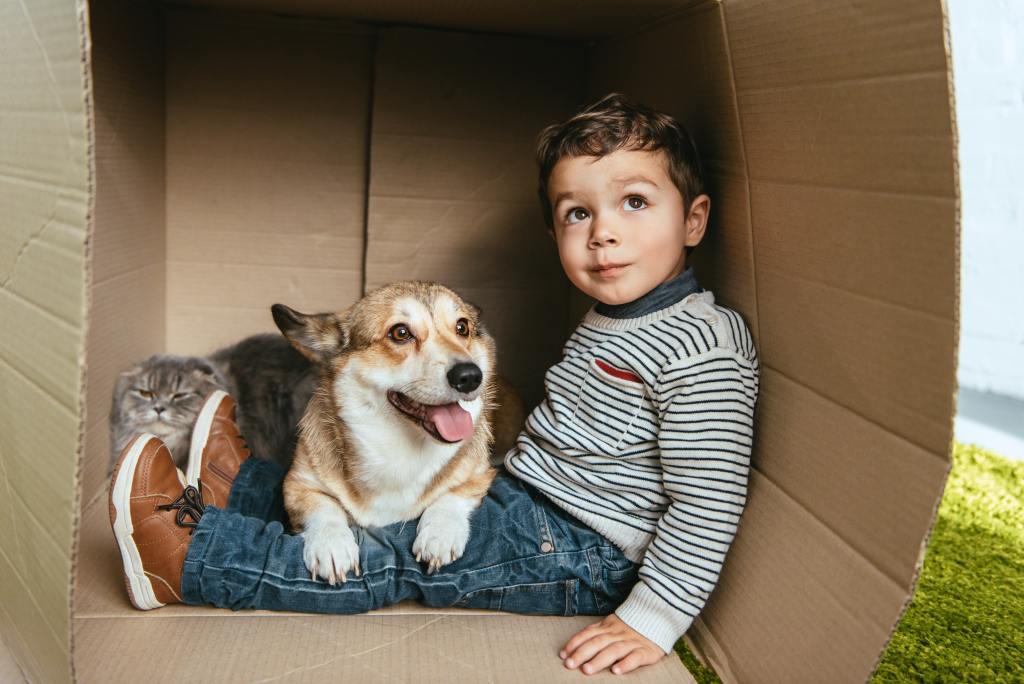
[565, 207, 589, 225]
[388, 323, 414, 343]
[455, 318, 470, 337]
[623, 196, 647, 211]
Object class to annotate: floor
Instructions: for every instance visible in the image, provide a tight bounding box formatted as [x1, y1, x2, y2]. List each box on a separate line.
[0, 632, 26, 683]
[954, 388, 1024, 461]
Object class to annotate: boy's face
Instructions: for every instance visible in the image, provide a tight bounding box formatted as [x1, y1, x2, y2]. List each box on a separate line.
[547, 149, 708, 306]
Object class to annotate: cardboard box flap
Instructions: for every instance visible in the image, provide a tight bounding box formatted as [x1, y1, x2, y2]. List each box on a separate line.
[756, 369, 949, 583]
[688, 470, 914, 682]
[740, 0, 958, 455]
[694, 1, 956, 680]
[757, 273, 955, 454]
[0, 1, 90, 682]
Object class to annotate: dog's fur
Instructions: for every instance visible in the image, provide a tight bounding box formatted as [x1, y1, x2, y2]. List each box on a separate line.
[273, 281, 500, 583]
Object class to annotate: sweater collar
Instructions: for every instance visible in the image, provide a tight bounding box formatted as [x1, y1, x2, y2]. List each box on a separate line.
[593, 266, 702, 320]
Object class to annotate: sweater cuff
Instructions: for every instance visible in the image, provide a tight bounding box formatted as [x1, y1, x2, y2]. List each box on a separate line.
[614, 581, 694, 654]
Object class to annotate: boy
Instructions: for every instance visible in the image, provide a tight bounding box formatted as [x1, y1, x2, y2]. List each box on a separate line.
[110, 93, 758, 676]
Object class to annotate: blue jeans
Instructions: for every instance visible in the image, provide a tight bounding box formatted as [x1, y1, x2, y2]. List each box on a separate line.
[181, 459, 639, 616]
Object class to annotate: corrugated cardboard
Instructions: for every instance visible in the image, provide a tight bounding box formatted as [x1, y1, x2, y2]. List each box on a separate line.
[588, 2, 956, 679]
[0, 1, 90, 682]
[165, 10, 373, 355]
[0, 0, 958, 681]
[365, 27, 583, 407]
[82, 0, 167, 517]
[72, 485, 694, 682]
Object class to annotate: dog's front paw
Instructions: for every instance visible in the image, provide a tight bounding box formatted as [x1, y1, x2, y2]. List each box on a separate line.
[412, 515, 469, 574]
[301, 522, 360, 585]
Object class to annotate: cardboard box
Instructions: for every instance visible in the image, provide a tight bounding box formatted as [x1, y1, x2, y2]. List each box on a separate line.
[0, 0, 958, 681]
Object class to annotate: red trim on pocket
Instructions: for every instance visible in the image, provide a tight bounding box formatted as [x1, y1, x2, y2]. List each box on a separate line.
[595, 359, 642, 384]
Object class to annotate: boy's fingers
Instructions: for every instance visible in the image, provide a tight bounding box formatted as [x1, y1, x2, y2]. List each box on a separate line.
[610, 647, 661, 675]
[564, 633, 621, 670]
[561, 621, 604, 657]
[578, 641, 637, 676]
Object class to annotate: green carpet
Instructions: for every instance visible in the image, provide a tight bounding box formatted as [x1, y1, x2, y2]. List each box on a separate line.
[675, 442, 1024, 683]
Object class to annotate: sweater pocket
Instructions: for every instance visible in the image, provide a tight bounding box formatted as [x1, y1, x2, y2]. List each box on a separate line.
[571, 358, 647, 453]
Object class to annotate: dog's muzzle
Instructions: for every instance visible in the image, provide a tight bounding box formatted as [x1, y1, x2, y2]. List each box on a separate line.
[447, 362, 482, 394]
[387, 390, 475, 444]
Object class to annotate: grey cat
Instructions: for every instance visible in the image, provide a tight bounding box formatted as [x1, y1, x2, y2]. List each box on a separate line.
[109, 334, 314, 472]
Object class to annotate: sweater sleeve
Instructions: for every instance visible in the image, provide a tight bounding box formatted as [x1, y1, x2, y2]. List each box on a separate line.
[614, 348, 758, 653]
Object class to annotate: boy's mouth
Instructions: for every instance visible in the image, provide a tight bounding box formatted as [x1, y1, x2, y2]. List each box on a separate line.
[591, 262, 630, 278]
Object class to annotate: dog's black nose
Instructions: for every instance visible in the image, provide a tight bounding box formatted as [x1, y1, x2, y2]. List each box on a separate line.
[447, 363, 482, 393]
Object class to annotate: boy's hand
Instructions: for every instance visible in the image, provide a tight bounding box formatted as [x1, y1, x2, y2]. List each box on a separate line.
[560, 613, 665, 675]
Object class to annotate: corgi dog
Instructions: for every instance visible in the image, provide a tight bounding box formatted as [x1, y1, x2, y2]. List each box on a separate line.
[272, 281, 500, 584]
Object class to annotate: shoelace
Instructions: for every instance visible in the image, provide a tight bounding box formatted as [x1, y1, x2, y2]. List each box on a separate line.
[157, 483, 206, 533]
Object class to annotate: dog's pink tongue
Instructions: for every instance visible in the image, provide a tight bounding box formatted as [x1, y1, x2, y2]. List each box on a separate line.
[425, 402, 474, 442]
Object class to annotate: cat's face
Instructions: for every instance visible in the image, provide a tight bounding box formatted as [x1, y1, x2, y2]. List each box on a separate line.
[114, 356, 225, 438]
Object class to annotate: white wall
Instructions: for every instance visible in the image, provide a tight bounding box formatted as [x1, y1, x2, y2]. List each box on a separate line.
[948, 0, 1024, 400]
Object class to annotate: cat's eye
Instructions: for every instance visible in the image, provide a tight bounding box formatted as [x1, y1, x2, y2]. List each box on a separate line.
[388, 323, 414, 343]
[136, 389, 154, 400]
[172, 392, 189, 401]
[455, 318, 470, 337]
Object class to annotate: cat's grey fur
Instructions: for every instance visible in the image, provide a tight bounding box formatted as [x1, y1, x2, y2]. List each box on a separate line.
[109, 334, 314, 472]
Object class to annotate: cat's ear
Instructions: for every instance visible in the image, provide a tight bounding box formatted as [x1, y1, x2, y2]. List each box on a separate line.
[271, 304, 347, 363]
[112, 366, 140, 396]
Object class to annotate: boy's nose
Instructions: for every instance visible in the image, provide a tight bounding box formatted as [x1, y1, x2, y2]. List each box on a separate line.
[588, 216, 620, 248]
[589, 230, 619, 248]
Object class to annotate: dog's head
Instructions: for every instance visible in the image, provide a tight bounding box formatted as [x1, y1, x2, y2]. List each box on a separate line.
[272, 281, 496, 445]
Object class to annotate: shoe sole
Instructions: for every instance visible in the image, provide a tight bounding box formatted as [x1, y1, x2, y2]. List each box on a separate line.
[110, 433, 165, 611]
[186, 389, 229, 489]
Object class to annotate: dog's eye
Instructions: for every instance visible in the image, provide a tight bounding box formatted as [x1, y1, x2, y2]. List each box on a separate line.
[388, 324, 414, 343]
[455, 318, 470, 337]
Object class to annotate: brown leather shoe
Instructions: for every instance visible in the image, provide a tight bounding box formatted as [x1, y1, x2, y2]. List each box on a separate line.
[184, 390, 250, 509]
[109, 433, 203, 610]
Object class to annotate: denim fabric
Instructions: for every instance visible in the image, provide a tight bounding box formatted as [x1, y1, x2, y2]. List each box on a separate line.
[182, 459, 639, 617]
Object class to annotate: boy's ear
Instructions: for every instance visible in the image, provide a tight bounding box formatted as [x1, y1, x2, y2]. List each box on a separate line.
[684, 194, 711, 248]
[271, 303, 347, 363]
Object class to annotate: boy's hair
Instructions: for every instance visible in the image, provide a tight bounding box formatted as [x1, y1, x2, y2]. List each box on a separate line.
[535, 93, 706, 230]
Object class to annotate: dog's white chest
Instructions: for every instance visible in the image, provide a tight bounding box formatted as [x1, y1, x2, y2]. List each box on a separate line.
[342, 404, 460, 527]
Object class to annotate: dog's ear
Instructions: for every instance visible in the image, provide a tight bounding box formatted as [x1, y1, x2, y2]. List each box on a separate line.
[271, 303, 347, 363]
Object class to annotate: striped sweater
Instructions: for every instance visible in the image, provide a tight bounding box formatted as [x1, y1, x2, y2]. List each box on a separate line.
[504, 290, 759, 652]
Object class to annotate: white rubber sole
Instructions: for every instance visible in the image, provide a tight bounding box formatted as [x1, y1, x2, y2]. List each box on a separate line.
[110, 433, 165, 611]
[186, 389, 229, 488]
